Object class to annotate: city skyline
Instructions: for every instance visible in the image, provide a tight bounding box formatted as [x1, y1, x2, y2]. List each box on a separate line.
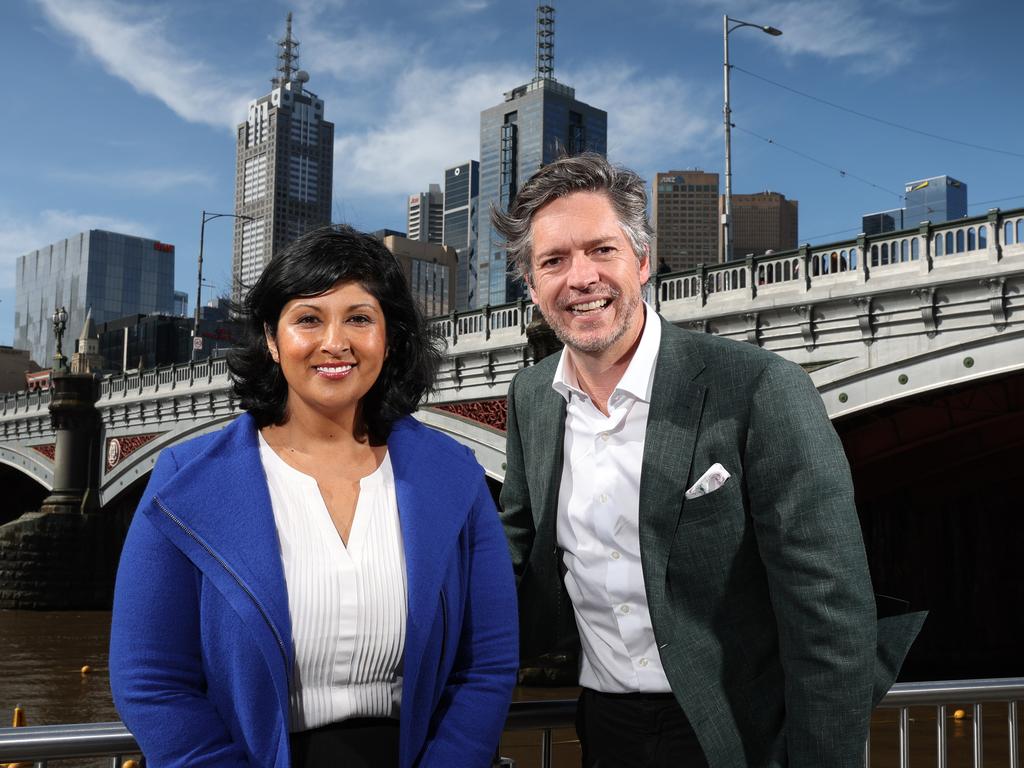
[2, 0, 1023, 347]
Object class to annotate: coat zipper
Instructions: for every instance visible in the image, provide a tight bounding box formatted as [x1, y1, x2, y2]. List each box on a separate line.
[154, 497, 289, 667]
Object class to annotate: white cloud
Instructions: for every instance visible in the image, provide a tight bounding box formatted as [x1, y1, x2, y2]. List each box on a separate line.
[570, 65, 717, 171]
[48, 168, 216, 194]
[333, 64, 525, 200]
[300, 25, 409, 84]
[331, 60, 715, 208]
[679, 0, 919, 72]
[435, 0, 492, 15]
[34, 0, 250, 129]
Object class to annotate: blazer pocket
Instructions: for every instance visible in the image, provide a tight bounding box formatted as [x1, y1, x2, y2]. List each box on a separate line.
[678, 475, 742, 525]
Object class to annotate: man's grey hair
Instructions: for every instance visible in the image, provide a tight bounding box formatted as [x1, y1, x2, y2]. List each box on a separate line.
[491, 152, 654, 285]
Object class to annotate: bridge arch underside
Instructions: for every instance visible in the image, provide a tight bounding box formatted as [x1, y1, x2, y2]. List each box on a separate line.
[835, 368, 1024, 680]
[0, 454, 49, 525]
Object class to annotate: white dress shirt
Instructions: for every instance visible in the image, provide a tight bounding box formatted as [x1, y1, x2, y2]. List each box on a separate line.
[552, 304, 671, 693]
[259, 433, 408, 731]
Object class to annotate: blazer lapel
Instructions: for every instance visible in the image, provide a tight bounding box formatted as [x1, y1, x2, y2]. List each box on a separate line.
[638, 320, 707, 592]
[525, 382, 567, 545]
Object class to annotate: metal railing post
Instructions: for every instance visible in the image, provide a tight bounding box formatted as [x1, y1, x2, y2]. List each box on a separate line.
[540, 728, 552, 768]
[974, 703, 984, 767]
[898, 707, 910, 768]
[1010, 700, 1019, 768]
[937, 703, 948, 768]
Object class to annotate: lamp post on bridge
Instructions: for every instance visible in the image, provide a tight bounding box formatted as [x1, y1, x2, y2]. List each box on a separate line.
[723, 14, 782, 263]
[193, 210, 253, 362]
[51, 305, 68, 372]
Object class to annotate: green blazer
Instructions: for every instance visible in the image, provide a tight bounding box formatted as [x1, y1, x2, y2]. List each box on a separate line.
[501, 315, 924, 768]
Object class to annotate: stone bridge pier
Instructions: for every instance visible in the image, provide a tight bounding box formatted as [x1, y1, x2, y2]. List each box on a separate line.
[0, 373, 125, 609]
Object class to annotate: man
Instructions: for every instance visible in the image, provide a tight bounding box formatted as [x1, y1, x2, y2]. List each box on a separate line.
[495, 154, 923, 768]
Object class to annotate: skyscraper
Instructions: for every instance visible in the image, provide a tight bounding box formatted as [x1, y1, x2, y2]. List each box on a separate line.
[15, 230, 175, 367]
[903, 175, 967, 227]
[651, 170, 720, 273]
[725, 191, 799, 260]
[443, 161, 479, 310]
[407, 184, 444, 244]
[476, 4, 607, 307]
[232, 13, 334, 300]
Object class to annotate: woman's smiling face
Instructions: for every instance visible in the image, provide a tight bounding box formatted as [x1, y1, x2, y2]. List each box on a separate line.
[266, 280, 387, 422]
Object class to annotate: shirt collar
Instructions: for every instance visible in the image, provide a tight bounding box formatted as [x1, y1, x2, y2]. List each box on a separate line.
[552, 302, 661, 404]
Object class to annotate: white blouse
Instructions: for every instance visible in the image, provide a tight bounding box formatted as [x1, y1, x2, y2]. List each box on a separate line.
[258, 433, 408, 732]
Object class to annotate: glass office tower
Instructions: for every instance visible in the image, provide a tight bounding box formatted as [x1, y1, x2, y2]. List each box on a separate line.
[443, 161, 479, 311]
[903, 176, 967, 227]
[475, 5, 606, 307]
[15, 230, 175, 367]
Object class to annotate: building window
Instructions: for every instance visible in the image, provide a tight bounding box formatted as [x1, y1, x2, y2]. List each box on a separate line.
[499, 120, 518, 209]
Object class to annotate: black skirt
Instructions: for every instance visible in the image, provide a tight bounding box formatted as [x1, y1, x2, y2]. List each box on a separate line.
[290, 718, 399, 768]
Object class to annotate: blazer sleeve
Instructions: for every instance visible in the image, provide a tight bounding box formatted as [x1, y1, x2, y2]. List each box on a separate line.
[109, 450, 253, 768]
[416, 471, 519, 767]
[499, 373, 535, 581]
[744, 358, 876, 768]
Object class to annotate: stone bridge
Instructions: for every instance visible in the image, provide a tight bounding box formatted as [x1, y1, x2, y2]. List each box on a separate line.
[2, 205, 1023, 505]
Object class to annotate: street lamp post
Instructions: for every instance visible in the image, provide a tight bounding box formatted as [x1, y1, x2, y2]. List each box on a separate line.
[193, 210, 253, 362]
[51, 305, 69, 372]
[723, 14, 782, 263]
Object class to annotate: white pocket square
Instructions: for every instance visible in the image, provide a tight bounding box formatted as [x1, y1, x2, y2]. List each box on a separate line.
[685, 463, 731, 500]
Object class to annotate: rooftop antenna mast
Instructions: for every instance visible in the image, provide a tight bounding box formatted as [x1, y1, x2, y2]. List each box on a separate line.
[534, 4, 556, 82]
[274, 12, 300, 86]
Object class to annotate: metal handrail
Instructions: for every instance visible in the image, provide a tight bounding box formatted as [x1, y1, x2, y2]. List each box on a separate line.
[1, 678, 1021, 767]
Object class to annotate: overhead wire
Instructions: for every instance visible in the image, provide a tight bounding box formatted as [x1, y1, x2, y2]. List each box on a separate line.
[730, 123, 904, 200]
[731, 65, 1024, 160]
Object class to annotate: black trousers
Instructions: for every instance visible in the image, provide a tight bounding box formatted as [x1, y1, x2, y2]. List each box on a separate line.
[290, 717, 399, 768]
[576, 688, 709, 768]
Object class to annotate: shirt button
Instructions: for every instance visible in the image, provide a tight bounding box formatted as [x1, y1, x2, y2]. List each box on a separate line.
[599, 493, 608, 503]
[610, 550, 621, 560]
[619, 604, 631, 615]
[639, 657, 650, 667]
[600, 432, 610, 441]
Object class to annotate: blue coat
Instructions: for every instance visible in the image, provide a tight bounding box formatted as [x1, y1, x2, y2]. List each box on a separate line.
[110, 413, 519, 768]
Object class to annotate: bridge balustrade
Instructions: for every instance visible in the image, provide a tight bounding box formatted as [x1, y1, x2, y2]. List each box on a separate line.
[756, 255, 802, 287]
[934, 224, 989, 258]
[1002, 216, 1024, 246]
[0, 390, 49, 417]
[813, 247, 859, 275]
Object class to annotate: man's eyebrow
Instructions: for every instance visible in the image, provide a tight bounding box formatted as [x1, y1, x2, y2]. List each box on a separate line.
[533, 235, 620, 261]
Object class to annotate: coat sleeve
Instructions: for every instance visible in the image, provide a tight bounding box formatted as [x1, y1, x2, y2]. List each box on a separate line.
[416, 471, 520, 767]
[109, 451, 253, 768]
[744, 358, 876, 768]
[498, 374, 535, 581]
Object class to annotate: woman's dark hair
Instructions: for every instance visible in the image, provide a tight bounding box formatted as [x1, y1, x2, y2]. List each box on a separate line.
[229, 225, 443, 442]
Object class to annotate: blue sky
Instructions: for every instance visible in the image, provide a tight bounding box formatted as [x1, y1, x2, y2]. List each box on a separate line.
[3, 0, 1022, 346]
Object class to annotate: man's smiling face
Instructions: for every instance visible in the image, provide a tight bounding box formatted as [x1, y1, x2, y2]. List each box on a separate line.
[527, 191, 649, 361]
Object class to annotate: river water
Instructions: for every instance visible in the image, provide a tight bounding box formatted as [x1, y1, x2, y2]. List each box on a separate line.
[1, 610, 1019, 767]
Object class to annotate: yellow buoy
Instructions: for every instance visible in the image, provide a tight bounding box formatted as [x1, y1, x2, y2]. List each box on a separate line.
[123, 761, 139, 768]
[953, 708, 967, 720]
[80, 665, 92, 675]
[4, 706, 31, 768]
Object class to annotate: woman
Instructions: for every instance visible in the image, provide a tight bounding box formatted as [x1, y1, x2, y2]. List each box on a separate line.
[109, 226, 519, 768]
